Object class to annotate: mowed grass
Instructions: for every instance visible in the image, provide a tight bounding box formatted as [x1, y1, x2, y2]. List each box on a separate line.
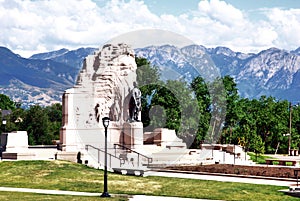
[0, 191, 126, 201]
[0, 160, 298, 201]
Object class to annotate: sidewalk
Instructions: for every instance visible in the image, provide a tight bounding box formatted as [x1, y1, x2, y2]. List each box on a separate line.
[0, 187, 100, 196]
[145, 170, 294, 187]
[129, 195, 221, 201]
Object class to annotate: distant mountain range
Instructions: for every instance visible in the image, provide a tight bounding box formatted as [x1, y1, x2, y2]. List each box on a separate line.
[136, 45, 300, 102]
[0, 45, 300, 107]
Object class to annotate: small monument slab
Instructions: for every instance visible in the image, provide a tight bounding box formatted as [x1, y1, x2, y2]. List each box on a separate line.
[1, 131, 35, 160]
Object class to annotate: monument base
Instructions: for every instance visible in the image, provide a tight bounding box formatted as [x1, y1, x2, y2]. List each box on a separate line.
[144, 128, 186, 149]
[55, 151, 79, 163]
[1, 152, 35, 160]
[122, 122, 143, 149]
[0, 131, 35, 160]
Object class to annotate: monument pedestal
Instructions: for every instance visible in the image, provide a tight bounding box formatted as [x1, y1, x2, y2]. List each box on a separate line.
[0, 131, 35, 160]
[122, 122, 143, 149]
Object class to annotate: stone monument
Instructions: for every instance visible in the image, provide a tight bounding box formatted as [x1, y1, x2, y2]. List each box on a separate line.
[59, 43, 143, 153]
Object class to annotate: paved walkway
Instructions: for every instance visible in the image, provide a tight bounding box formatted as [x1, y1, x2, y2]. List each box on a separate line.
[266, 154, 300, 162]
[145, 170, 294, 187]
[129, 195, 221, 201]
[0, 186, 220, 201]
[0, 187, 100, 196]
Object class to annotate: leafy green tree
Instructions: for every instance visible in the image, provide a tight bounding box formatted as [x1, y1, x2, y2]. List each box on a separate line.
[4, 108, 25, 132]
[190, 76, 211, 147]
[136, 57, 162, 129]
[149, 80, 199, 141]
[252, 97, 290, 153]
[0, 94, 15, 110]
[136, 57, 199, 147]
[21, 105, 52, 145]
[250, 134, 265, 160]
[221, 76, 241, 144]
[267, 99, 290, 154]
[206, 77, 227, 143]
[45, 103, 62, 141]
[136, 57, 160, 87]
[0, 94, 16, 133]
[234, 98, 257, 153]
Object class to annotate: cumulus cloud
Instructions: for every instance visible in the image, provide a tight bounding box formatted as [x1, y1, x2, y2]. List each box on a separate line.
[0, 0, 299, 57]
[197, 0, 245, 26]
[264, 8, 300, 48]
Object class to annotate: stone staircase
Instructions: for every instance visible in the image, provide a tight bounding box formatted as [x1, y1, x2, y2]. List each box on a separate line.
[83, 144, 152, 176]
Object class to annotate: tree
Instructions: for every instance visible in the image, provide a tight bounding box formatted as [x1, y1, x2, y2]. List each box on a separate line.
[21, 105, 51, 145]
[268, 99, 290, 154]
[221, 76, 241, 144]
[0, 94, 15, 110]
[207, 77, 227, 143]
[136, 57, 160, 87]
[4, 108, 25, 132]
[45, 103, 62, 141]
[0, 94, 16, 133]
[136, 57, 199, 147]
[149, 80, 199, 142]
[250, 135, 265, 160]
[136, 57, 162, 129]
[190, 76, 211, 147]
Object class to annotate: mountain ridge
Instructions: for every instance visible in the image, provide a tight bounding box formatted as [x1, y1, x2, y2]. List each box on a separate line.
[0, 45, 300, 107]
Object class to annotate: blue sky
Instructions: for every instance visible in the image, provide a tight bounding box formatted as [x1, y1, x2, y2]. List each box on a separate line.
[1, 0, 300, 57]
[143, 0, 300, 15]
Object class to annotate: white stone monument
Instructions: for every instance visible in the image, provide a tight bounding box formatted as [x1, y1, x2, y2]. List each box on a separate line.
[59, 43, 142, 154]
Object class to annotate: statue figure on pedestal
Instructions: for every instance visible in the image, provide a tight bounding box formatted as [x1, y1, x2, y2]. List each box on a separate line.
[129, 82, 141, 122]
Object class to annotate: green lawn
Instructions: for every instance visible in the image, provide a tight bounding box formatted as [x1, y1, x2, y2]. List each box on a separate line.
[0, 160, 298, 201]
[248, 152, 270, 164]
[0, 191, 125, 201]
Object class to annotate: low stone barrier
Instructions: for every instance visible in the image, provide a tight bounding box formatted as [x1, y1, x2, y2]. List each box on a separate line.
[166, 164, 300, 178]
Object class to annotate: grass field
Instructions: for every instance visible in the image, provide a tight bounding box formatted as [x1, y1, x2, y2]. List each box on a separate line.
[248, 152, 269, 164]
[0, 160, 298, 201]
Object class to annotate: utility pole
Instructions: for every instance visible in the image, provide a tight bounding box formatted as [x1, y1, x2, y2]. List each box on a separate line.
[289, 102, 292, 156]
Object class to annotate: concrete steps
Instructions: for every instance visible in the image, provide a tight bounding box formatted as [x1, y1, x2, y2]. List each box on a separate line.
[83, 145, 151, 176]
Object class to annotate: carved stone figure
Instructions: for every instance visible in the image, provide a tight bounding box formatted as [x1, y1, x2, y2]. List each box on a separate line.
[129, 83, 141, 122]
[94, 103, 100, 123]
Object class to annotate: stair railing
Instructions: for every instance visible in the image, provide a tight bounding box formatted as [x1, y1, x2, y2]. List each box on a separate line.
[113, 143, 153, 167]
[85, 144, 123, 168]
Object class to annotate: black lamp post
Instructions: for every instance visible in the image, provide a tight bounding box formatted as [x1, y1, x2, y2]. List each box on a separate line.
[2, 119, 6, 133]
[101, 117, 110, 197]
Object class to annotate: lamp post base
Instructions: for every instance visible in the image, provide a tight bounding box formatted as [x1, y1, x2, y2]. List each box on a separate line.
[100, 192, 111, 197]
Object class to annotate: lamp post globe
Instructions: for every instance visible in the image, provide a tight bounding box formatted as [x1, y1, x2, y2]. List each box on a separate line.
[102, 117, 110, 128]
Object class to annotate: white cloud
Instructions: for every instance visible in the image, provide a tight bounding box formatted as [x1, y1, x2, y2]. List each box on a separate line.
[264, 8, 300, 49]
[197, 0, 245, 27]
[0, 0, 299, 57]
